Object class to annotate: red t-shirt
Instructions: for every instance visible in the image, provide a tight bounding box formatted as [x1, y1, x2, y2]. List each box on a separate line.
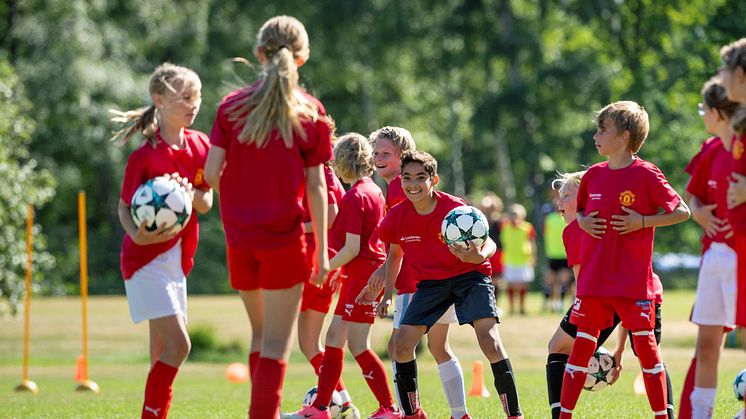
[685, 136, 720, 175]
[729, 133, 746, 233]
[119, 129, 210, 280]
[210, 84, 333, 249]
[379, 191, 492, 281]
[330, 177, 386, 263]
[562, 219, 582, 268]
[576, 158, 681, 300]
[687, 138, 734, 250]
[385, 175, 418, 293]
[304, 165, 345, 257]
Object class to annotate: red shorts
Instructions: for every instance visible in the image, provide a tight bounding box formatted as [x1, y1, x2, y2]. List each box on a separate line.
[489, 249, 503, 276]
[334, 258, 384, 324]
[226, 237, 309, 291]
[736, 235, 746, 327]
[301, 269, 341, 313]
[569, 296, 656, 332]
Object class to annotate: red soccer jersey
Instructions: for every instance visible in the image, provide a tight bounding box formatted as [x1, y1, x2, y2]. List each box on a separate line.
[303, 165, 346, 257]
[386, 175, 406, 211]
[687, 139, 734, 250]
[576, 158, 681, 300]
[685, 136, 720, 175]
[330, 177, 386, 263]
[729, 133, 746, 234]
[379, 191, 492, 281]
[210, 84, 333, 250]
[562, 219, 583, 268]
[119, 129, 210, 280]
[385, 175, 417, 293]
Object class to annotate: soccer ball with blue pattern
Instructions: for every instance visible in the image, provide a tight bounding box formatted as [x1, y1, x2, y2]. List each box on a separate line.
[583, 346, 616, 391]
[734, 368, 746, 401]
[302, 386, 343, 417]
[131, 176, 192, 234]
[441, 205, 490, 249]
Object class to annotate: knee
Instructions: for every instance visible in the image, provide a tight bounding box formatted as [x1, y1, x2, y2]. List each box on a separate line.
[395, 338, 416, 361]
[548, 334, 572, 355]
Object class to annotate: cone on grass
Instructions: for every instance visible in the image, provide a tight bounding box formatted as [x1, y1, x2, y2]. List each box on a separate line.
[74, 355, 100, 392]
[633, 372, 646, 395]
[225, 362, 249, 383]
[468, 360, 490, 397]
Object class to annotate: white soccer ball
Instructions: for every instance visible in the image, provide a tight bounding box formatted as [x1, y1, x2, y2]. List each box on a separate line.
[583, 346, 616, 392]
[130, 176, 192, 234]
[441, 205, 490, 249]
[302, 386, 343, 417]
[734, 368, 746, 401]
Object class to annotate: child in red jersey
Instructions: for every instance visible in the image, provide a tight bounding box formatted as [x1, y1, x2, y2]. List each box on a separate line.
[545, 171, 675, 419]
[558, 101, 690, 418]
[203, 16, 331, 419]
[285, 133, 398, 419]
[113, 63, 213, 419]
[363, 126, 470, 419]
[372, 150, 523, 419]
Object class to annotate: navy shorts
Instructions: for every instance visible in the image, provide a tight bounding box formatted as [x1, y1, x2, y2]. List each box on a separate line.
[401, 271, 499, 329]
[559, 302, 662, 354]
[548, 258, 569, 272]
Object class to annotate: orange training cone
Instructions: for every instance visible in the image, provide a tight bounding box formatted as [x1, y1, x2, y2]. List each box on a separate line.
[225, 362, 249, 383]
[75, 355, 86, 381]
[468, 360, 491, 397]
[633, 371, 646, 395]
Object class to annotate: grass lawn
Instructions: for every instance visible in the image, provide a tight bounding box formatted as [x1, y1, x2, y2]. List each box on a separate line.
[0, 291, 744, 418]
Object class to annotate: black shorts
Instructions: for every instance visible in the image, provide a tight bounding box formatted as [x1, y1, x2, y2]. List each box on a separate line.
[559, 302, 662, 354]
[401, 271, 499, 330]
[548, 258, 569, 272]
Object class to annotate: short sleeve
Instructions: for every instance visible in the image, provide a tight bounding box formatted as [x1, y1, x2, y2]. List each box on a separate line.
[120, 151, 148, 205]
[527, 223, 536, 239]
[576, 169, 591, 214]
[378, 211, 398, 244]
[300, 118, 333, 168]
[646, 164, 682, 213]
[209, 105, 230, 149]
[686, 147, 715, 201]
[341, 190, 365, 235]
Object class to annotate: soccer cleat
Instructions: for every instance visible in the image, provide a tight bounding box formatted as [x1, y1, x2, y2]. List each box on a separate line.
[403, 408, 427, 419]
[281, 405, 331, 419]
[368, 405, 402, 419]
[338, 404, 361, 419]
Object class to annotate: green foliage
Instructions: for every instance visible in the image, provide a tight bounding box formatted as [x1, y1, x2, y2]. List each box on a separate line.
[0, 56, 56, 315]
[188, 323, 246, 363]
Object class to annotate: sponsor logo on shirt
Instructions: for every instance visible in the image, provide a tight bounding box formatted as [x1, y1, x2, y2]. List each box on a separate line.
[400, 235, 421, 243]
[589, 193, 602, 201]
[707, 179, 717, 189]
[619, 190, 636, 207]
[734, 138, 744, 160]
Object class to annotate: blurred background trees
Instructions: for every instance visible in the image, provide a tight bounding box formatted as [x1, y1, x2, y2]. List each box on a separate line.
[0, 0, 743, 307]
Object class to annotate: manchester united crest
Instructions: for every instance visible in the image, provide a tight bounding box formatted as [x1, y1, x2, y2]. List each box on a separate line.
[619, 190, 635, 207]
[734, 138, 744, 161]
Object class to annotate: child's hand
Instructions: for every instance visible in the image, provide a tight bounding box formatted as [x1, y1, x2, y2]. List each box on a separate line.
[310, 254, 330, 287]
[327, 269, 343, 291]
[131, 222, 179, 246]
[691, 203, 728, 237]
[376, 296, 392, 318]
[577, 211, 606, 238]
[355, 284, 381, 305]
[729, 172, 746, 209]
[166, 172, 195, 200]
[609, 348, 624, 385]
[448, 241, 485, 264]
[367, 266, 385, 292]
[610, 206, 643, 234]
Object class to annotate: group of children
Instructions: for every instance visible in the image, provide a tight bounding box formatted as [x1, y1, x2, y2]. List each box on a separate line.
[111, 13, 746, 419]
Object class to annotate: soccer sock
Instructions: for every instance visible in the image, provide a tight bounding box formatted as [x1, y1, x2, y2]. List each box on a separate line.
[491, 359, 522, 418]
[248, 357, 287, 419]
[665, 364, 675, 419]
[519, 288, 527, 311]
[507, 288, 515, 311]
[437, 358, 468, 418]
[395, 359, 419, 416]
[679, 357, 696, 419]
[631, 331, 668, 417]
[690, 387, 716, 419]
[355, 349, 394, 407]
[310, 351, 348, 394]
[142, 360, 178, 419]
[559, 328, 599, 418]
[546, 353, 569, 419]
[249, 351, 260, 382]
[315, 346, 345, 409]
[391, 361, 402, 409]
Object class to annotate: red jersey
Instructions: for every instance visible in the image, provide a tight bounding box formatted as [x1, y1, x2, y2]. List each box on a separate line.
[303, 165, 346, 257]
[120, 129, 210, 280]
[685, 137, 720, 175]
[379, 191, 492, 281]
[562, 219, 582, 268]
[576, 158, 681, 300]
[386, 175, 406, 210]
[210, 84, 333, 250]
[385, 175, 417, 293]
[687, 138, 734, 250]
[729, 133, 746, 233]
[330, 177, 386, 263]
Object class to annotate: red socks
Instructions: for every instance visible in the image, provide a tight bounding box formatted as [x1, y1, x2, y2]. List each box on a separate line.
[678, 357, 696, 419]
[355, 349, 395, 407]
[249, 351, 260, 382]
[310, 351, 347, 392]
[631, 332, 668, 416]
[249, 357, 287, 419]
[315, 346, 345, 408]
[142, 360, 178, 419]
[559, 329, 599, 418]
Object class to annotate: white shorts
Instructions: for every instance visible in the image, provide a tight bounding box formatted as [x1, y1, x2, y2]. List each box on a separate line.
[393, 292, 457, 329]
[503, 265, 534, 284]
[124, 242, 187, 324]
[691, 242, 736, 327]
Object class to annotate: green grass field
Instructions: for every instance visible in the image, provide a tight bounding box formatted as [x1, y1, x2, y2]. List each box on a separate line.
[0, 291, 743, 418]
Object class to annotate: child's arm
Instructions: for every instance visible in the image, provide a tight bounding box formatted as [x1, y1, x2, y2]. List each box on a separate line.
[377, 244, 404, 318]
[304, 203, 339, 234]
[609, 326, 627, 385]
[117, 199, 178, 246]
[306, 165, 330, 285]
[167, 172, 213, 214]
[610, 201, 690, 234]
[576, 211, 607, 239]
[328, 233, 360, 272]
[204, 146, 226, 194]
[728, 172, 746, 208]
[689, 195, 726, 238]
[449, 237, 497, 264]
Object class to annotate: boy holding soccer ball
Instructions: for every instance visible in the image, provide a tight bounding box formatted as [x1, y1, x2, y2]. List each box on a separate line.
[558, 101, 689, 418]
[360, 150, 523, 418]
[113, 63, 213, 418]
